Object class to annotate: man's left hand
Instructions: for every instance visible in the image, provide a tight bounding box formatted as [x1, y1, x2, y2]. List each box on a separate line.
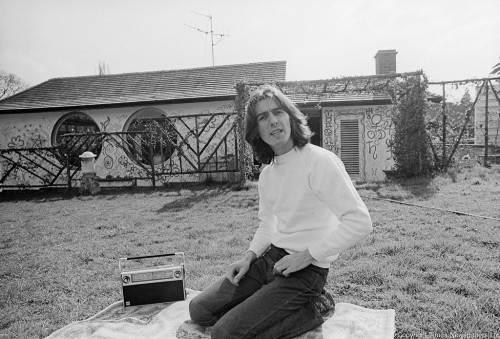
[273, 249, 314, 277]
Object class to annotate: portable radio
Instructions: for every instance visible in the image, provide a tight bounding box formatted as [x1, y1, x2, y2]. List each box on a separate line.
[119, 252, 186, 307]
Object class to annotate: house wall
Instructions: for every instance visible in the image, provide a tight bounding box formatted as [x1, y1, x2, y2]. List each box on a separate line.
[0, 100, 236, 187]
[322, 104, 394, 181]
[2, 99, 400, 186]
[0, 101, 234, 148]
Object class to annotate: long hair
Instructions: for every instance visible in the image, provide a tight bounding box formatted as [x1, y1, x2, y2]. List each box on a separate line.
[245, 85, 313, 164]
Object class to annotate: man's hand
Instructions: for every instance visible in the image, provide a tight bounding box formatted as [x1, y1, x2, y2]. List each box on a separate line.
[273, 249, 314, 277]
[225, 251, 257, 286]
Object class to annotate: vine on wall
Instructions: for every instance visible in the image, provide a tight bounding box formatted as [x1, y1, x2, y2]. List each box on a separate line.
[235, 82, 254, 186]
[388, 74, 434, 177]
[236, 71, 432, 182]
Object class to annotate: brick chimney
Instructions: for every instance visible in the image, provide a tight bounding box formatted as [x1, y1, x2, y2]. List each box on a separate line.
[374, 50, 397, 74]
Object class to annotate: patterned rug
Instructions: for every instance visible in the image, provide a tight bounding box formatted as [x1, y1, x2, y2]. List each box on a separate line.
[45, 289, 395, 339]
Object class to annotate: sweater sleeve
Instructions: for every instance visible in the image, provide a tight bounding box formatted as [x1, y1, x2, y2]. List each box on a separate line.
[307, 151, 373, 262]
[248, 172, 276, 257]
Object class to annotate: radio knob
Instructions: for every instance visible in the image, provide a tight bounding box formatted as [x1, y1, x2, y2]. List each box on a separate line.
[122, 276, 130, 284]
[174, 270, 182, 279]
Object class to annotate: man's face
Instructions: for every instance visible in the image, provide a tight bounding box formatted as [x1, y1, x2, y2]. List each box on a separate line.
[254, 97, 294, 156]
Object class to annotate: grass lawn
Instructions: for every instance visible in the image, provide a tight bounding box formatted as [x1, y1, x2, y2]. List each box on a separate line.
[1, 164, 499, 339]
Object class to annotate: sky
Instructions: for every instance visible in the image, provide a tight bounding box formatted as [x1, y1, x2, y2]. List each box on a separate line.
[0, 0, 499, 87]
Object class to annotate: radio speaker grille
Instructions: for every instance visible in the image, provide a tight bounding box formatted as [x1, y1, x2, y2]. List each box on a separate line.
[123, 280, 185, 306]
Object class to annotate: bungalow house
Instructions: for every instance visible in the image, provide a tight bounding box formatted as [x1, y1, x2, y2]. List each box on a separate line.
[0, 61, 286, 187]
[1, 51, 420, 188]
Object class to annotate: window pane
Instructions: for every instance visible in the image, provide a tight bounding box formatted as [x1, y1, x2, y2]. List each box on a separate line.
[125, 115, 177, 166]
[53, 113, 101, 166]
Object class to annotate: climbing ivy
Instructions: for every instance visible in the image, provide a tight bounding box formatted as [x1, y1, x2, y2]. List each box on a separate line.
[388, 74, 435, 177]
[236, 71, 441, 181]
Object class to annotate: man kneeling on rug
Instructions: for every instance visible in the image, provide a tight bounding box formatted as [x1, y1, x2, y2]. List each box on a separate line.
[189, 85, 373, 338]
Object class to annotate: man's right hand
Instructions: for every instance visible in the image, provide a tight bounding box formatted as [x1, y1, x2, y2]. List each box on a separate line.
[225, 251, 257, 286]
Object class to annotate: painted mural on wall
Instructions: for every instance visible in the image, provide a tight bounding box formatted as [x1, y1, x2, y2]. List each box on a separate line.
[0, 118, 52, 149]
[91, 102, 237, 185]
[0, 116, 66, 187]
[1, 100, 237, 188]
[322, 105, 394, 181]
[322, 109, 336, 153]
[364, 105, 395, 180]
[0, 148, 68, 187]
[92, 114, 238, 184]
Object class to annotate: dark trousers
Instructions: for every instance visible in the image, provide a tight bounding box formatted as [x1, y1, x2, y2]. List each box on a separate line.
[189, 245, 329, 339]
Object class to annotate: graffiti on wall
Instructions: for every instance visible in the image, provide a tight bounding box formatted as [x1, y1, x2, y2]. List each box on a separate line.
[93, 110, 238, 185]
[0, 118, 61, 187]
[323, 109, 335, 153]
[0, 148, 68, 187]
[322, 106, 395, 181]
[0, 118, 52, 149]
[1, 101, 238, 187]
[95, 142, 148, 179]
[365, 106, 394, 161]
[364, 106, 394, 180]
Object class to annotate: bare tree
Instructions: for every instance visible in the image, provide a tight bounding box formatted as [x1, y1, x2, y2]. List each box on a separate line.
[0, 71, 29, 100]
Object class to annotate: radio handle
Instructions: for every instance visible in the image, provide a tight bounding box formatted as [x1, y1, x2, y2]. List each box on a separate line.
[119, 252, 184, 272]
[120, 252, 184, 261]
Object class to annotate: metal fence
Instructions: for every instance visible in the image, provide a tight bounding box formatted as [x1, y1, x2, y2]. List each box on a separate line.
[0, 112, 241, 189]
[0, 146, 72, 188]
[427, 77, 500, 168]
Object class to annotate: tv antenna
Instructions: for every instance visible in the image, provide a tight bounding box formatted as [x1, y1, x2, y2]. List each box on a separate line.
[185, 11, 229, 66]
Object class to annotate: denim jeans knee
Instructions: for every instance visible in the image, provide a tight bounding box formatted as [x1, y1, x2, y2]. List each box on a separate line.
[189, 293, 219, 326]
[210, 319, 234, 339]
[190, 245, 329, 338]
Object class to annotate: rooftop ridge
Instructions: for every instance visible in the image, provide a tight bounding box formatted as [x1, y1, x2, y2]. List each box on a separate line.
[48, 60, 287, 81]
[0, 60, 287, 112]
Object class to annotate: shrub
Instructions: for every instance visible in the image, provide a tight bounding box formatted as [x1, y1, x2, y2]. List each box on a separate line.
[389, 75, 435, 177]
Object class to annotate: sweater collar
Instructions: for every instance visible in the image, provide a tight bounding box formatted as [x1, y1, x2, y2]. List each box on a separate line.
[274, 146, 301, 165]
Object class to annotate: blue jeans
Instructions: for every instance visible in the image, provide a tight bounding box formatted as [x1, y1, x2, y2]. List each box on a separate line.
[189, 245, 329, 339]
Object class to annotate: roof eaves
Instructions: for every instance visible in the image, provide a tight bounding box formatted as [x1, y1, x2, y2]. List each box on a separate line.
[297, 98, 393, 108]
[0, 94, 236, 115]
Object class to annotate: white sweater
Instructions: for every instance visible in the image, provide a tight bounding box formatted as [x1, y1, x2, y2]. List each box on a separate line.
[248, 144, 373, 268]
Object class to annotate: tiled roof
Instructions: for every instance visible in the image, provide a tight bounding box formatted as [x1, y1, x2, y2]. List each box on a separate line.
[288, 92, 392, 105]
[0, 61, 286, 112]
